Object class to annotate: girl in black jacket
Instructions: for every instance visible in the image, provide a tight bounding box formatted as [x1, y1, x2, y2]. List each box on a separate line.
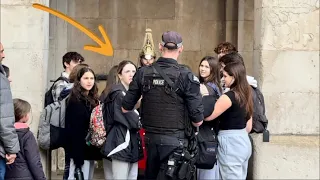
[101, 60, 143, 180]
[197, 56, 222, 180]
[65, 67, 101, 180]
[6, 98, 46, 180]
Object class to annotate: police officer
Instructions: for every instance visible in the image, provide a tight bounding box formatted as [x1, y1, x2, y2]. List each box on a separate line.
[122, 31, 203, 180]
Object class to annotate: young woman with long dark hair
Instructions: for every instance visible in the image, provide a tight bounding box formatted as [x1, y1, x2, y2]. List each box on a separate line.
[205, 53, 253, 179]
[101, 60, 143, 180]
[197, 56, 222, 179]
[65, 67, 101, 180]
[100, 65, 119, 102]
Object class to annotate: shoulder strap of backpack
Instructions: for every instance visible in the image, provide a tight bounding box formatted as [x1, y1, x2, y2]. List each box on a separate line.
[152, 63, 176, 90]
[56, 76, 70, 83]
[48, 76, 70, 91]
[206, 83, 221, 97]
[254, 87, 266, 114]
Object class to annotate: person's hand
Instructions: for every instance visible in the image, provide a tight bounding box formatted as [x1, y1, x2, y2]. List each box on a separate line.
[6, 154, 17, 164]
[122, 107, 129, 113]
[204, 116, 211, 121]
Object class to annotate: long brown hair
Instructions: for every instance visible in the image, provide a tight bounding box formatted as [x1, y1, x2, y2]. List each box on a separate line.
[69, 67, 99, 108]
[198, 56, 222, 93]
[223, 54, 253, 118]
[100, 65, 119, 101]
[13, 98, 31, 122]
[69, 63, 89, 83]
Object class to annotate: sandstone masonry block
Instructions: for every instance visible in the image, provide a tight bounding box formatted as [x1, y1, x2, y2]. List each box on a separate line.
[1, 5, 48, 50]
[113, 49, 129, 62]
[259, 51, 319, 93]
[67, 18, 104, 50]
[146, 19, 177, 45]
[255, 1, 319, 50]
[4, 48, 46, 92]
[201, 0, 226, 21]
[200, 51, 217, 59]
[200, 21, 225, 51]
[175, 0, 202, 20]
[264, 92, 319, 134]
[116, 19, 146, 49]
[99, 0, 175, 19]
[251, 134, 320, 179]
[244, 0, 254, 21]
[177, 20, 201, 51]
[98, 0, 114, 18]
[237, 20, 254, 52]
[178, 51, 202, 73]
[1, 0, 48, 5]
[238, 51, 253, 76]
[226, 0, 238, 21]
[127, 50, 142, 65]
[225, 21, 238, 45]
[68, 0, 99, 18]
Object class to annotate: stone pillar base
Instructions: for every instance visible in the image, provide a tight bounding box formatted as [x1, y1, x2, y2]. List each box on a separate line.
[250, 134, 319, 179]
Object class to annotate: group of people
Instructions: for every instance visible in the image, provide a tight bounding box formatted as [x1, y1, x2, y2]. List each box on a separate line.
[0, 28, 258, 180]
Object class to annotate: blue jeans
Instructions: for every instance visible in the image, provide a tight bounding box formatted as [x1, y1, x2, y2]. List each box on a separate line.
[0, 158, 6, 180]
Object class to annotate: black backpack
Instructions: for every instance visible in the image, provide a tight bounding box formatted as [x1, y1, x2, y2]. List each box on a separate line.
[44, 76, 69, 107]
[251, 86, 268, 133]
[196, 84, 220, 169]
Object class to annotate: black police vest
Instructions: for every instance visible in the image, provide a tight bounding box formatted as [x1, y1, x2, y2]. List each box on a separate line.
[141, 64, 186, 133]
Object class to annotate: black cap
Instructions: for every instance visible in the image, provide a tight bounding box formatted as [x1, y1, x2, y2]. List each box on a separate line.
[161, 31, 183, 50]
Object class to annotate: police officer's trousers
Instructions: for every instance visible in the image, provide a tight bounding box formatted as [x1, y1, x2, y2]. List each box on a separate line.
[144, 132, 186, 180]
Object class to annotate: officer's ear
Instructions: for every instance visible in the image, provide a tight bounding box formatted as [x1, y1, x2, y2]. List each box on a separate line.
[178, 45, 183, 54]
[159, 43, 164, 52]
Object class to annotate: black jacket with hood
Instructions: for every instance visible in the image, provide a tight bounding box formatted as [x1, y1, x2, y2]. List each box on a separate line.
[5, 123, 46, 180]
[101, 84, 143, 163]
[65, 97, 102, 168]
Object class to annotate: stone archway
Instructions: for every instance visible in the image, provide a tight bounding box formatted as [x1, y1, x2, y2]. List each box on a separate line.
[47, 0, 256, 178]
[47, 0, 320, 179]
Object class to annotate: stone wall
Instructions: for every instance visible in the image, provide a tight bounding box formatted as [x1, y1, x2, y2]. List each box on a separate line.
[50, 0, 228, 79]
[253, 0, 319, 178]
[49, 0, 230, 172]
[238, 0, 254, 76]
[0, 0, 50, 176]
[2, 0, 318, 178]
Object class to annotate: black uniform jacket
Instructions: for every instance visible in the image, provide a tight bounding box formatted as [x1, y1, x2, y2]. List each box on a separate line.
[122, 57, 204, 124]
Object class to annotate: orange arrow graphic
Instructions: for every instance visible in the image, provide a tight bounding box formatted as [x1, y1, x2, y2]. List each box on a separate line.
[32, 3, 113, 56]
